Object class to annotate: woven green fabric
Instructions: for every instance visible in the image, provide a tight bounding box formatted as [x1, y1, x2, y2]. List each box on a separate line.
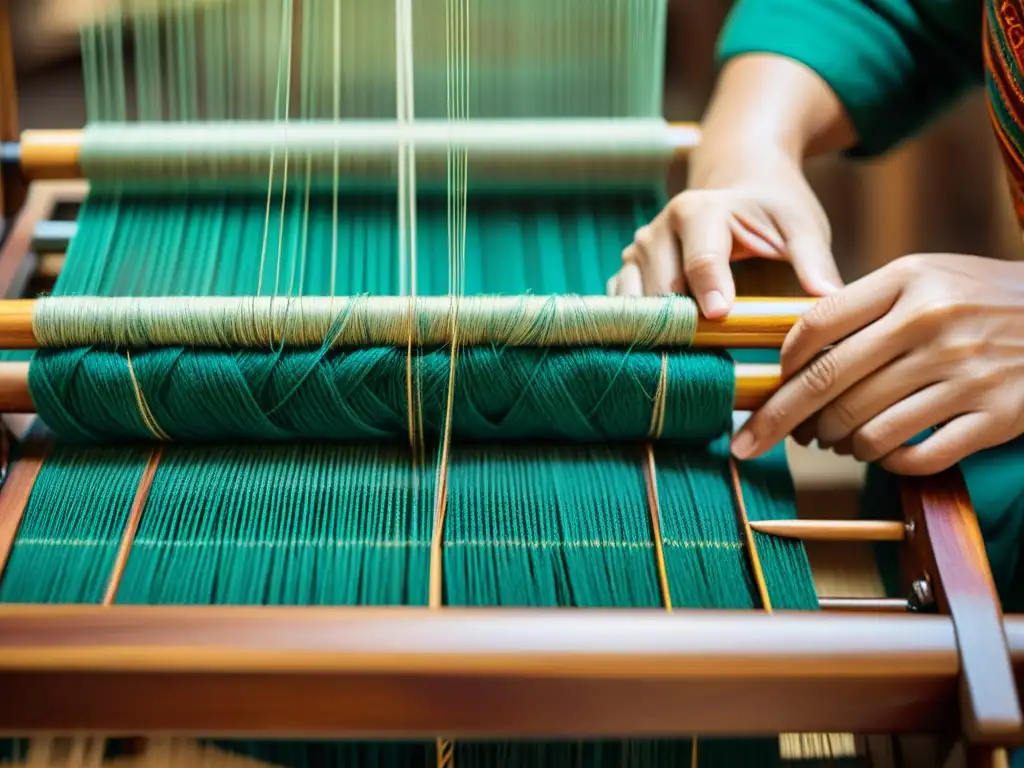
[0, 439, 821, 766]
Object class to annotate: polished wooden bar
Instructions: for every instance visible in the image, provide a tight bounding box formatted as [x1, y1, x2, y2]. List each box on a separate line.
[0, 604, 966, 736]
[18, 130, 83, 180]
[818, 597, 910, 613]
[749, 519, 908, 542]
[0, 360, 782, 412]
[14, 122, 702, 181]
[0, 296, 815, 352]
[902, 470, 1023, 744]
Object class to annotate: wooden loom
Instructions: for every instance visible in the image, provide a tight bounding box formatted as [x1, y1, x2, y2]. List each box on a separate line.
[1, 4, 1024, 768]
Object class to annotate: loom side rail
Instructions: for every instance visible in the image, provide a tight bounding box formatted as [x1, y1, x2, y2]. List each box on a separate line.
[0, 604, 970, 737]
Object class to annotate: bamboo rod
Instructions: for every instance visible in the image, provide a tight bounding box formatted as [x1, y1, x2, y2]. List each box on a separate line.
[748, 519, 908, 542]
[0, 296, 813, 350]
[0, 361, 781, 412]
[13, 122, 702, 181]
[818, 597, 910, 613]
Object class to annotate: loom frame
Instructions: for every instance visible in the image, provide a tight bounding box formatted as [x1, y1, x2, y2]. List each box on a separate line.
[0, 7, 1022, 764]
[0, 178, 1020, 760]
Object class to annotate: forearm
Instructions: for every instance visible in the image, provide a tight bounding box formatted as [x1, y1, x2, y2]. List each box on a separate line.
[690, 54, 857, 188]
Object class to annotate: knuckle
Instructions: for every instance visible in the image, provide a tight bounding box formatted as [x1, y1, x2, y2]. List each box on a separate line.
[851, 425, 888, 462]
[633, 225, 653, 249]
[913, 298, 964, 330]
[672, 190, 701, 219]
[964, 362, 1002, 398]
[796, 294, 841, 337]
[820, 398, 859, 436]
[751, 404, 784, 441]
[938, 336, 985, 364]
[891, 253, 929, 279]
[684, 251, 720, 279]
[800, 352, 839, 396]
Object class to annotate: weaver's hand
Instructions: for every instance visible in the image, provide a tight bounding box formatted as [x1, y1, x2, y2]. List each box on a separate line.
[732, 254, 1024, 475]
[606, 146, 842, 318]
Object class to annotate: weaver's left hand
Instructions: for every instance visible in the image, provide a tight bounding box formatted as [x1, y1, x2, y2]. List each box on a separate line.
[730, 253, 1024, 475]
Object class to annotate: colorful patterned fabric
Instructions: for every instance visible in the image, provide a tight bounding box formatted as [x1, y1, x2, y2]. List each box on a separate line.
[986, 0, 1024, 226]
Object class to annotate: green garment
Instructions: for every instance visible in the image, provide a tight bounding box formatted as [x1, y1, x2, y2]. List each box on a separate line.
[717, 0, 983, 157]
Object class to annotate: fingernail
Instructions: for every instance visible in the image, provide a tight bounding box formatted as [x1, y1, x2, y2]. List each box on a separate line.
[731, 430, 756, 460]
[819, 281, 841, 294]
[702, 290, 728, 315]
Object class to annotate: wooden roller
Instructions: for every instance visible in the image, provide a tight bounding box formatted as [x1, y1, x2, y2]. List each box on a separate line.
[0, 296, 815, 349]
[7, 123, 703, 180]
[0, 361, 781, 413]
[0, 295, 814, 413]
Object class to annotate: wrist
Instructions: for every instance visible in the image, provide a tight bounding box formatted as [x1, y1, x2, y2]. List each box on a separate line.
[687, 136, 800, 189]
[690, 55, 855, 188]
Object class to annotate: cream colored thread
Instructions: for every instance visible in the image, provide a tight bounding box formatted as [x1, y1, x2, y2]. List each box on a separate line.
[256, 0, 294, 300]
[78, 118, 675, 185]
[330, 0, 341, 298]
[34, 295, 699, 349]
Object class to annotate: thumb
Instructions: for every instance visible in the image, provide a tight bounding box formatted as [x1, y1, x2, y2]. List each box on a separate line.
[784, 230, 843, 296]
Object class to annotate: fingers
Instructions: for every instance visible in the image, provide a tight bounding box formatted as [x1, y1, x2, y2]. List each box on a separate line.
[841, 383, 962, 464]
[675, 200, 736, 318]
[779, 269, 906, 378]
[814, 352, 937, 447]
[608, 258, 644, 297]
[730, 207, 785, 257]
[631, 216, 684, 297]
[881, 412, 1001, 475]
[790, 416, 818, 447]
[785, 231, 843, 297]
[731, 312, 906, 459]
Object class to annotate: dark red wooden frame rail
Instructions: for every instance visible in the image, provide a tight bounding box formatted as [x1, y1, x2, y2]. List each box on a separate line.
[903, 471, 1023, 744]
[0, 605, 969, 737]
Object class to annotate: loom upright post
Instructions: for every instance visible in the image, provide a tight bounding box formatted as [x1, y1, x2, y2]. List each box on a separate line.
[0, 0, 23, 225]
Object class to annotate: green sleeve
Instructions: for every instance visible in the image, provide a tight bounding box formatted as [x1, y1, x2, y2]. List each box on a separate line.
[716, 0, 983, 158]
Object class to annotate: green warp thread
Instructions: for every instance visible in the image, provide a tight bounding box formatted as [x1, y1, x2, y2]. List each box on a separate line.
[0, 440, 817, 766]
[28, 346, 733, 444]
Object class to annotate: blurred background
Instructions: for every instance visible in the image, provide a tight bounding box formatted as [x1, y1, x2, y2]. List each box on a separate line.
[9, 0, 1021, 284]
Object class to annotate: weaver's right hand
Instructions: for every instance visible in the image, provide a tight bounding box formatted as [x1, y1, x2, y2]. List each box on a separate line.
[607, 145, 842, 319]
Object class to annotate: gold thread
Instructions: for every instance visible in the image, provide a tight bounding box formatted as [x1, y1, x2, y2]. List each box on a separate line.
[728, 457, 771, 612]
[436, 738, 455, 768]
[406, 295, 418, 458]
[256, 0, 294, 300]
[642, 444, 672, 611]
[124, 350, 170, 441]
[648, 351, 669, 439]
[643, 442, 695, 757]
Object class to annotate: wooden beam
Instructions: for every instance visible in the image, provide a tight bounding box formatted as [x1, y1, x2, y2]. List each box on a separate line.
[0, 605, 962, 737]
